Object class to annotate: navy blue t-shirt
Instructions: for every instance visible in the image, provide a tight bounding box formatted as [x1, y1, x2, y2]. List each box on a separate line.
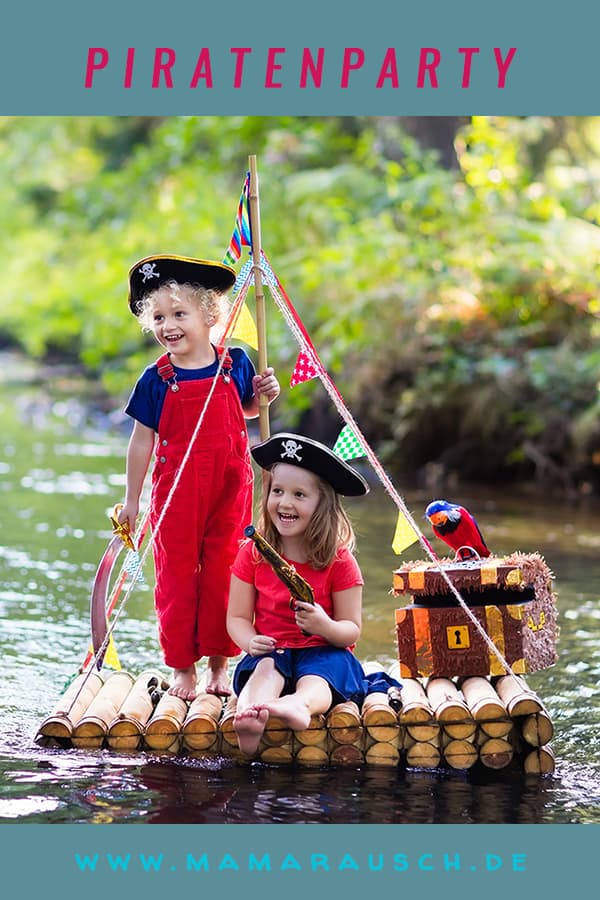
[125, 346, 256, 431]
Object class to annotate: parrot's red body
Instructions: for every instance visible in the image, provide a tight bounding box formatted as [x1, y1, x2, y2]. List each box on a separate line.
[425, 499, 490, 560]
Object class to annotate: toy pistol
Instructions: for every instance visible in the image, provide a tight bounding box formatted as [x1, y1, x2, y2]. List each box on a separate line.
[243, 525, 315, 612]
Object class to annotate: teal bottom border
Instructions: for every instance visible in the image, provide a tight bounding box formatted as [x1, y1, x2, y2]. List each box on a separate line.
[1, 823, 595, 899]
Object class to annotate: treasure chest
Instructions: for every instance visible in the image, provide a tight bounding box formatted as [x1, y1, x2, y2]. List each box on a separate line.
[393, 553, 558, 679]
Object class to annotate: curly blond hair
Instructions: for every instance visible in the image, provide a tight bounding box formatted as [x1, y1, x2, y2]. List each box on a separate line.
[136, 279, 230, 333]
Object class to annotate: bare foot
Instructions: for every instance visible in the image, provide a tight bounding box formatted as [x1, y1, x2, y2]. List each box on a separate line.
[168, 665, 197, 701]
[261, 695, 312, 732]
[234, 706, 269, 755]
[205, 659, 231, 697]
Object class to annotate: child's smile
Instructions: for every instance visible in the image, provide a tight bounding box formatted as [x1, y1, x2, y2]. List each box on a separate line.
[267, 464, 321, 548]
[150, 289, 213, 366]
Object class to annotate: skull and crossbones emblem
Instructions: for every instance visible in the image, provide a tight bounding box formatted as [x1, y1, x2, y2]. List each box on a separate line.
[138, 262, 160, 283]
[280, 439, 303, 462]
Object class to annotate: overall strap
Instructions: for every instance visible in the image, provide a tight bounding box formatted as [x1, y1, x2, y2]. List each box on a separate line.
[156, 353, 179, 392]
[216, 345, 233, 383]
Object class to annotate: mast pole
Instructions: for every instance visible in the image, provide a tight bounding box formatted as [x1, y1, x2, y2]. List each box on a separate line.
[247, 154, 270, 441]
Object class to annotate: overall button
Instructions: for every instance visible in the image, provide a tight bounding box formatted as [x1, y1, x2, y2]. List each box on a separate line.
[159, 456, 167, 463]
[161, 439, 168, 446]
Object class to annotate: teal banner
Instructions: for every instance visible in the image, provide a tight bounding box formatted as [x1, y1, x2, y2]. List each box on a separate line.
[0, 823, 596, 898]
[0, 0, 598, 114]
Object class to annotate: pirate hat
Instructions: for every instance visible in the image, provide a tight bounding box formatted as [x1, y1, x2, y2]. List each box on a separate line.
[128, 254, 237, 314]
[251, 432, 369, 497]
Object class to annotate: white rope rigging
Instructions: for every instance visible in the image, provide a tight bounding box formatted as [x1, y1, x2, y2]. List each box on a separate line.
[79, 252, 523, 710]
[259, 254, 522, 684]
[73, 271, 256, 705]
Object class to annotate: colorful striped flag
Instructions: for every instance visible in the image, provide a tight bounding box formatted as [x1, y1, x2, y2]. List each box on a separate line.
[223, 172, 252, 265]
[392, 509, 419, 555]
[333, 425, 365, 461]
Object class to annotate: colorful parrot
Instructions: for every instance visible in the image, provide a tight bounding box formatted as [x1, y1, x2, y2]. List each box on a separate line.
[425, 499, 491, 560]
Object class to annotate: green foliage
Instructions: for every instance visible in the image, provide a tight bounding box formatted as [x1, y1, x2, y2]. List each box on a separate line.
[1, 115, 599, 493]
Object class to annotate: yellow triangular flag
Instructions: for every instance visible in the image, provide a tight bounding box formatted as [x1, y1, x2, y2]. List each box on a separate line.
[87, 634, 121, 671]
[231, 302, 258, 350]
[392, 509, 419, 555]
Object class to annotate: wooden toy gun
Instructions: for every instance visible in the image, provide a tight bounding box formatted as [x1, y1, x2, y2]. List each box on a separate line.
[244, 525, 315, 612]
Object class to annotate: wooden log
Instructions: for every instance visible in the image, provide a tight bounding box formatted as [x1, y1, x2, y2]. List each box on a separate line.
[181, 692, 223, 751]
[404, 735, 441, 769]
[523, 744, 555, 775]
[426, 677, 476, 739]
[478, 736, 514, 769]
[520, 711, 554, 747]
[329, 742, 364, 766]
[365, 740, 401, 766]
[37, 670, 105, 741]
[107, 669, 165, 751]
[361, 692, 400, 742]
[405, 720, 439, 742]
[326, 701, 362, 745]
[459, 676, 512, 738]
[394, 677, 439, 741]
[494, 674, 543, 716]
[442, 738, 478, 770]
[218, 696, 239, 748]
[261, 715, 292, 748]
[295, 744, 330, 767]
[72, 671, 135, 749]
[144, 691, 188, 750]
[259, 741, 294, 764]
[294, 713, 327, 746]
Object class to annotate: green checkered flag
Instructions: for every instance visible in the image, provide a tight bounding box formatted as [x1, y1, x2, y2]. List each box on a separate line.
[333, 425, 365, 461]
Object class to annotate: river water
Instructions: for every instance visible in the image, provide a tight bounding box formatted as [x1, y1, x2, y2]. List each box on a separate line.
[0, 367, 599, 825]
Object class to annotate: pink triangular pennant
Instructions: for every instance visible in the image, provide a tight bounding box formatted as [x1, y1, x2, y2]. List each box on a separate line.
[290, 349, 320, 387]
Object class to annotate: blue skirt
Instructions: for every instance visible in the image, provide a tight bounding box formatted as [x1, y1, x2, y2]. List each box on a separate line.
[233, 646, 401, 708]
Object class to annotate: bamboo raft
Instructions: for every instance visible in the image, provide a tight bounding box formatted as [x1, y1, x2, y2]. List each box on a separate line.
[35, 666, 555, 774]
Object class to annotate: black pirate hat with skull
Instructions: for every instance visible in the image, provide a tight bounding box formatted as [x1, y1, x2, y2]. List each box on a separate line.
[251, 432, 369, 497]
[128, 254, 237, 315]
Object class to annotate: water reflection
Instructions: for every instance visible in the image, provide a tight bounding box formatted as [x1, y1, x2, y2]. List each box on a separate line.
[2, 749, 594, 825]
[0, 384, 599, 825]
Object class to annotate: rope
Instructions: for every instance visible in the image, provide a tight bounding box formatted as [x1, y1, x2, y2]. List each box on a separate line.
[259, 252, 522, 684]
[65, 275, 257, 714]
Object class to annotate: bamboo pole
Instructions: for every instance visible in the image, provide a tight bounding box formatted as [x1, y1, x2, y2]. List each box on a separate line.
[520, 711, 554, 747]
[361, 692, 400, 743]
[404, 734, 442, 769]
[294, 713, 328, 746]
[260, 741, 295, 764]
[295, 743, 330, 766]
[426, 677, 476, 739]
[494, 674, 543, 716]
[478, 735, 514, 769]
[365, 740, 401, 766]
[37, 670, 105, 742]
[248, 154, 270, 441]
[329, 743, 364, 766]
[181, 692, 224, 751]
[442, 737, 479, 770]
[523, 744, 556, 775]
[394, 677, 439, 741]
[144, 691, 188, 751]
[459, 676, 512, 738]
[107, 669, 166, 751]
[72, 671, 135, 749]
[261, 715, 293, 748]
[326, 700, 362, 745]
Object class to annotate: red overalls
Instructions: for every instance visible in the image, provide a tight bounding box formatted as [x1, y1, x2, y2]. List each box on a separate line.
[149, 350, 253, 668]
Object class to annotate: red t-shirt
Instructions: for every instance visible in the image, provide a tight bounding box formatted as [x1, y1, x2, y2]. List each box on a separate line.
[231, 540, 364, 649]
